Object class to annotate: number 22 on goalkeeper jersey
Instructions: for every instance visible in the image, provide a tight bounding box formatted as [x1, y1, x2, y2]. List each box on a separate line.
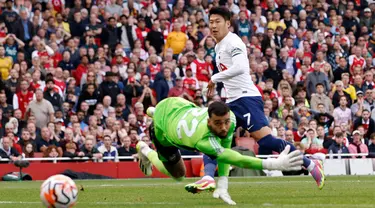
[175, 108, 237, 158]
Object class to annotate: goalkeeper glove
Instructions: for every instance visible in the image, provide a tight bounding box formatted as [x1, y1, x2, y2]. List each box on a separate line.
[212, 176, 236, 205]
[262, 145, 303, 171]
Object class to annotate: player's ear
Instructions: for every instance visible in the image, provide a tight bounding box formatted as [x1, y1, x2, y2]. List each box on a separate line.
[226, 20, 231, 28]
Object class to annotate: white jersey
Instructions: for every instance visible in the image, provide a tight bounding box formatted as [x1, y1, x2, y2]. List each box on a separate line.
[212, 32, 261, 102]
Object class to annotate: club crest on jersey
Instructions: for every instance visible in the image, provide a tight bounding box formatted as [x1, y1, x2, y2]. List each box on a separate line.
[231, 47, 242, 57]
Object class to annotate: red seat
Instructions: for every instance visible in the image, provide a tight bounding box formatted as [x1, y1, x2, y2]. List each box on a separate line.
[34, 152, 43, 158]
[235, 137, 259, 155]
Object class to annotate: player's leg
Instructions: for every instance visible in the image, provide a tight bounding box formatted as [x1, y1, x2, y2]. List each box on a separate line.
[228, 97, 325, 189]
[137, 123, 185, 180]
[185, 154, 217, 194]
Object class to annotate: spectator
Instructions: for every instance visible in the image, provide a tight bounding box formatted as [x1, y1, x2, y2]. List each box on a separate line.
[77, 83, 99, 115]
[310, 83, 333, 113]
[301, 129, 320, 150]
[117, 136, 136, 158]
[333, 96, 352, 127]
[328, 132, 350, 158]
[22, 142, 35, 158]
[348, 130, 369, 159]
[59, 128, 78, 153]
[36, 127, 60, 153]
[0, 137, 21, 162]
[124, 77, 143, 106]
[62, 142, 79, 158]
[305, 63, 330, 98]
[367, 133, 375, 158]
[44, 79, 64, 112]
[17, 128, 36, 151]
[351, 91, 371, 121]
[165, 22, 188, 56]
[155, 67, 175, 102]
[285, 130, 294, 143]
[264, 57, 283, 89]
[353, 109, 375, 139]
[99, 72, 121, 106]
[26, 89, 55, 129]
[119, 15, 137, 57]
[168, 77, 193, 101]
[146, 20, 164, 55]
[98, 135, 119, 162]
[42, 145, 60, 159]
[13, 9, 34, 43]
[79, 137, 102, 160]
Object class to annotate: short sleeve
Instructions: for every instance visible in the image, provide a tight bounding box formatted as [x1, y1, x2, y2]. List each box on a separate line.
[47, 100, 55, 114]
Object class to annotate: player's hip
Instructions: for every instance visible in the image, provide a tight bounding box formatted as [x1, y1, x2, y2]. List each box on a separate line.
[227, 96, 269, 132]
[226, 93, 263, 103]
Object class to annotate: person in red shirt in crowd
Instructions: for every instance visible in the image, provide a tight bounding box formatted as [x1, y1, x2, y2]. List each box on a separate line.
[29, 70, 45, 92]
[111, 48, 130, 66]
[0, 137, 21, 162]
[74, 55, 89, 86]
[348, 46, 366, 74]
[190, 47, 212, 89]
[13, 80, 34, 118]
[50, 42, 63, 68]
[168, 77, 194, 101]
[31, 41, 54, 69]
[146, 54, 161, 81]
[135, 18, 150, 48]
[3, 122, 22, 154]
[182, 66, 199, 97]
[53, 67, 66, 94]
[293, 123, 306, 142]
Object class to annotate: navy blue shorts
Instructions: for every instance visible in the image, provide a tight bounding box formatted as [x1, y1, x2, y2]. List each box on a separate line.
[227, 96, 269, 132]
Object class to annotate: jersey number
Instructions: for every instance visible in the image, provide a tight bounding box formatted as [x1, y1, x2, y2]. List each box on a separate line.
[177, 108, 207, 139]
[219, 63, 228, 71]
[243, 113, 253, 130]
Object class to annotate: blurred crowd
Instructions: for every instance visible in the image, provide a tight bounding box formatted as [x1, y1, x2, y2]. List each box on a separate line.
[1, 0, 375, 162]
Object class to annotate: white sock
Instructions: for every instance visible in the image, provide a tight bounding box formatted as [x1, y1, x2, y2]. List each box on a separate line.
[140, 144, 152, 157]
[307, 160, 315, 172]
[202, 175, 214, 181]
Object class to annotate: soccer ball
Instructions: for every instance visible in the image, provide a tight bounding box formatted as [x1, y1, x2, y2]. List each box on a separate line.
[40, 174, 78, 208]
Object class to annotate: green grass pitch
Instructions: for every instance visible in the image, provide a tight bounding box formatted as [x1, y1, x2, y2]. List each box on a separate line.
[0, 176, 374, 208]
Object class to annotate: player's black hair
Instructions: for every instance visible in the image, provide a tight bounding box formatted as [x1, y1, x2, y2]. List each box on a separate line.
[209, 6, 231, 21]
[208, 101, 230, 118]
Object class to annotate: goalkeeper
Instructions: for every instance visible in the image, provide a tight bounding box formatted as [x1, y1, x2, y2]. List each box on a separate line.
[136, 97, 303, 205]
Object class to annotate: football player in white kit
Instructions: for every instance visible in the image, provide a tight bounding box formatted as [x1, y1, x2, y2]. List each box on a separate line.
[184, 7, 325, 204]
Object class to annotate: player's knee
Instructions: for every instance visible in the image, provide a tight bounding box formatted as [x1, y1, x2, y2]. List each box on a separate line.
[171, 160, 186, 179]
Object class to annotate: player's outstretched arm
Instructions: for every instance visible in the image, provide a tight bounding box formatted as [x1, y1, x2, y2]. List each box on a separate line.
[216, 145, 303, 171]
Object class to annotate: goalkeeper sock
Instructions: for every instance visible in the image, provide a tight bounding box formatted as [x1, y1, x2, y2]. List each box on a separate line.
[145, 150, 172, 177]
[203, 154, 217, 178]
[257, 134, 311, 168]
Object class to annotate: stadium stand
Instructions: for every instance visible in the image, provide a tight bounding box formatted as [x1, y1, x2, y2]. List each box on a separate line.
[0, 0, 375, 174]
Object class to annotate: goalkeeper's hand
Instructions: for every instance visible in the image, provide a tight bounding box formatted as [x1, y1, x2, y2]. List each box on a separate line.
[263, 145, 303, 171]
[212, 177, 236, 205]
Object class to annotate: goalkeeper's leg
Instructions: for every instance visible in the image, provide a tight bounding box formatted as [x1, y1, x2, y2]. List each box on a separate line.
[137, 123, 185, 181]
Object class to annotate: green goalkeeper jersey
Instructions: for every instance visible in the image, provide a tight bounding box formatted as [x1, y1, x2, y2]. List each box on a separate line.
[153, 97, 236, 153]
